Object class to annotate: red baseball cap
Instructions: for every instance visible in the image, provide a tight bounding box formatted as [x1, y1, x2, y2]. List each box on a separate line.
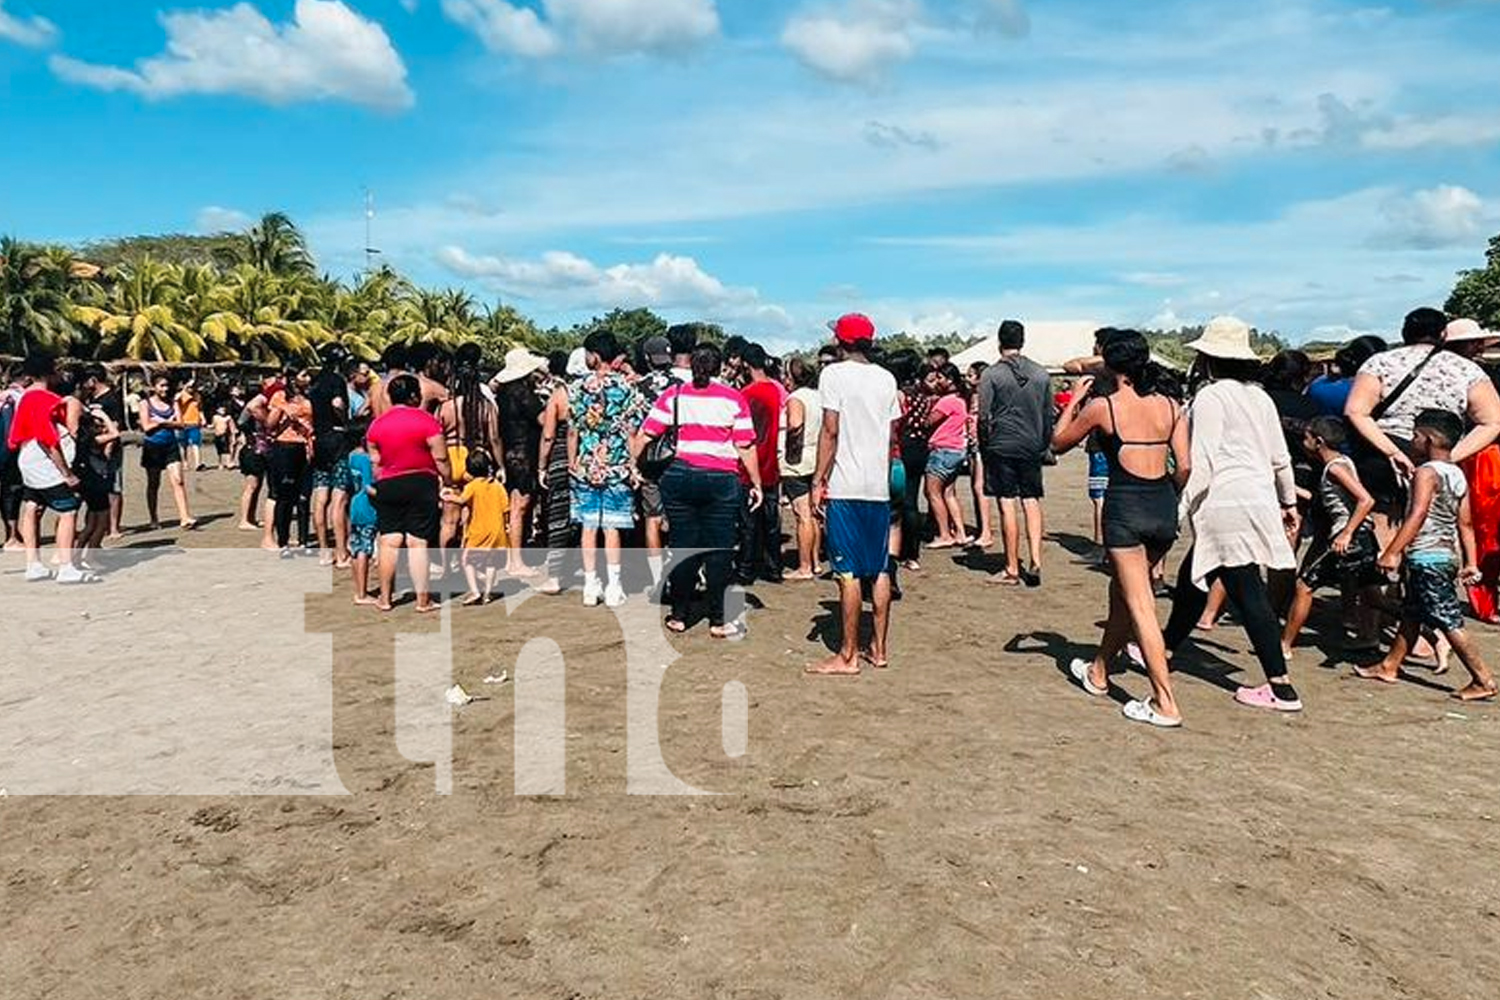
[828, 313, 876, 345]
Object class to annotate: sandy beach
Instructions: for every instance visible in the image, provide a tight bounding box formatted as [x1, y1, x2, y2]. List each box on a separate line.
[3, 451, 1498, 1000]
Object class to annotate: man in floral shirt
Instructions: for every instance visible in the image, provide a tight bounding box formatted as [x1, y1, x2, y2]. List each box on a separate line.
[568, 329, 649, 608]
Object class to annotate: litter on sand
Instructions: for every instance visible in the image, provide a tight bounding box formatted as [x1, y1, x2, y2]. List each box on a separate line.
[445, 685, 475, 706]
[483, 672, 510, 686]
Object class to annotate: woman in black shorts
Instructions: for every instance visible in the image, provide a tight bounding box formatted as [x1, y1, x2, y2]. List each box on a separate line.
[1051, 332, 1190, 728]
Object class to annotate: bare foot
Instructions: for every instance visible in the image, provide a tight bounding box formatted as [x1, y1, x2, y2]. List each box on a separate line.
[105, 532, 125, 542]
[506, 564, 540, 579]
[1354, 664, 1402, 685]
[973, 535, 994, 549]
[1454, 683, 1499, 702]
[353, 595, 380, 607]
[806, 654, 861, 676]
[375, 602, 394, 613]
[460, 592, 484, 607]
[415, 602, 442, 615]
[1195, 620, 1218, 632]
[335, 559, 352, 570]
[784, 570, 816, 582]
[237, 522, 258, 532]
[859, 650, 891, 670]
[260, 542, 280, 552]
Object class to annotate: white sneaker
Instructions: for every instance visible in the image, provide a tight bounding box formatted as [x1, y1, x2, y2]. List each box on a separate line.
[604, 582, 626, 608]
[55, 565, 91, 585]
[25, 563, 52, 583]
[582, 578, 603, 607]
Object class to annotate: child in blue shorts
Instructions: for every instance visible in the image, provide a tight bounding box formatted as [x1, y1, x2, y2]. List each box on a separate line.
[347, 441, 379, 606]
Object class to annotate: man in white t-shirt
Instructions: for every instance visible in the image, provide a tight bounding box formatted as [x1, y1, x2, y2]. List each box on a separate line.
[809, 314, 902, 676]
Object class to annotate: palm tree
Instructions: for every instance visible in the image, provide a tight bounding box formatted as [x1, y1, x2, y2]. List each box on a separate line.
[391, 287, 480, 348]
[1, 237, 88, 355]
[72, 258, 207, 362]
[235, 212, 316, 278]
[200, 264, 326, 364]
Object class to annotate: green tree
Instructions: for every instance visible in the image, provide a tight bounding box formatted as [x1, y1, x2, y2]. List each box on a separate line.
[1447, 234, 1500, 330]
[200, 265, 326, 363]
[1, 238, 91, 355]
[235, 212, 316, 277]
[72, 258, 207, 362]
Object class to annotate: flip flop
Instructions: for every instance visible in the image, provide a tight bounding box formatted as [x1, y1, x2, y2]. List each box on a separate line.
[664, 617, 688, 634]
[1122, 699, 1183, 729]
[986, 572, 1022, 587]
[711, 622, 748, 642]
[1069, 658, 1109, 697]
[859, 650, 891, 670]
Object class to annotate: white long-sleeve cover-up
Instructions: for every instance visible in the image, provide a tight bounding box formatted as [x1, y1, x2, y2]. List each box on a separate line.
[1179, 379, 1299, 590]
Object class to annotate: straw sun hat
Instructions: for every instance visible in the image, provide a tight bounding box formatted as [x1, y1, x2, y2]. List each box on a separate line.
[1445, 318, 1499, 346]
[1183, 315, 1261, 361]
[492, 347, 549, 384]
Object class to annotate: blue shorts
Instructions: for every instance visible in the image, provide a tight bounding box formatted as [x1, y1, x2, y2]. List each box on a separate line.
[349, 522, 378, 558]
[312, 456, 353, 494]
[826, 499, 891, 580]
[178, 427, 203, 448]
[1087, 451, 1110, 500]
[925, 448, 967, 485]
[571, 481, 636, 531]
[1403, 558, 1465, 633]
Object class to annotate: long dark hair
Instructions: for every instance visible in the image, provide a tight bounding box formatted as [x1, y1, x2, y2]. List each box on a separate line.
[1101, 331, 1160, 395]
[691, 344, 722, 389]
[451, 361, 493, 452]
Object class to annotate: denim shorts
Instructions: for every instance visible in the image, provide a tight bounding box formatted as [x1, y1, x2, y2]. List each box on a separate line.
[925, 448, 967, 485]
[177, 427, 203, 448]
[571, 481, 636, 530]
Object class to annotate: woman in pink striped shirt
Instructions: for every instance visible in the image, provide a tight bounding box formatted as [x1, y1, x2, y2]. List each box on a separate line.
[640, 344, 764, 639]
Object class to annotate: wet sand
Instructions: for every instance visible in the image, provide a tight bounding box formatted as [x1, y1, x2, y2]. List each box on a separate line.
[2, 453, 1498, 1000]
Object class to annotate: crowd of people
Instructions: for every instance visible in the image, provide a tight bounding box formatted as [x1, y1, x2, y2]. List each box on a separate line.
[3, 305, 1498, 723]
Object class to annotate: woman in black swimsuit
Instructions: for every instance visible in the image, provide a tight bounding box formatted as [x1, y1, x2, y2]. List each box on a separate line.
[1052, 332, 1191, 728]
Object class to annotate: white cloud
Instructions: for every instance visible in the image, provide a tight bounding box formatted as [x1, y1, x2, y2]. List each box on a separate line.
[435, 246, 790, 329]
[547, 0, 719, 56]
[400, 0, 420, 11]
[781, 0, 922, 84]
[0, 0, 57, 47]
[195, 206, 253, 234]
[49, 0, 413, 110]
[443, 0, 718, 58]
[1378, 185, 1488, 249]
[439, 0, 559, 58]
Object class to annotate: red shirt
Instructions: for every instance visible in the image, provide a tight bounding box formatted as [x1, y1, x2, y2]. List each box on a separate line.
[740, 379, 782, 488]
[367, 405, 443, 480]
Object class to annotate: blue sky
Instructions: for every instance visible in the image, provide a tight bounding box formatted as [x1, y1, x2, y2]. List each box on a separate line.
[2, 0, 1499, 349]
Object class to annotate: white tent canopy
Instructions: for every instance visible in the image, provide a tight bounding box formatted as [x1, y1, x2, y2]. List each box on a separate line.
[950, 321, 1100, 371]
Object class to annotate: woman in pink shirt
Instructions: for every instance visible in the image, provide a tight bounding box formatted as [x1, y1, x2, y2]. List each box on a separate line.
[924, 364, 974, 549]
[638, 344, 763, 639]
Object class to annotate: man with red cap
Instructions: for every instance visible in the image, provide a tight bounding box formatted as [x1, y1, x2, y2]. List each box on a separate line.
[809, 314, 902, 675]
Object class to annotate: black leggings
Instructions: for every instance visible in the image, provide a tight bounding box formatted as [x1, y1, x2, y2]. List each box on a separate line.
[1163, 552, 1289, 683]
[269, 442, 308, 549]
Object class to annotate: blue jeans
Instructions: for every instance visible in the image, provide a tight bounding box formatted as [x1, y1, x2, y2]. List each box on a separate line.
[661, 463, 740, 626]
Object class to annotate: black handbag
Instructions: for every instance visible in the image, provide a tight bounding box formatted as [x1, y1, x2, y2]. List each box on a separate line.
[637, 388, 680, 481]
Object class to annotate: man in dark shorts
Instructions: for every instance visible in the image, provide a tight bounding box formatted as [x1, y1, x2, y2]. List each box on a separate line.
[309, 352, 354, 564]
[366, 374, 452, 613]
[636, 335, 680, 592]
[80, 365, 126, 538]
[977, 320, 1054, 587]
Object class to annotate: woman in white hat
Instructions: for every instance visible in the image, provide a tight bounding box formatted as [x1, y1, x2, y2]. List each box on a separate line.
[492, 347, 550, 577]
[1157, 317, 1306, 713]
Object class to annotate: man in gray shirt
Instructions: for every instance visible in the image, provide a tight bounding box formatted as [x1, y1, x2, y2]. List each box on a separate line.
[977, 320, 1055, 587]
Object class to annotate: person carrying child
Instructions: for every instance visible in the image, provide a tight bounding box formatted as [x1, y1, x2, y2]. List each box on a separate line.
[443, 449, 510, 606]
[1356, 409, 1498, 701]
[1281, 416, 1383, 662]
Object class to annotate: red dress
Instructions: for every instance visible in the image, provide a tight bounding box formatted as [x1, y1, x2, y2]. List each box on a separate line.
[1463, 445, 1500, 623]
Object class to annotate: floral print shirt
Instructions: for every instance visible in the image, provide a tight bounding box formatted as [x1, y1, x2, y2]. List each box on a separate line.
[568, 370, 649, 486]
